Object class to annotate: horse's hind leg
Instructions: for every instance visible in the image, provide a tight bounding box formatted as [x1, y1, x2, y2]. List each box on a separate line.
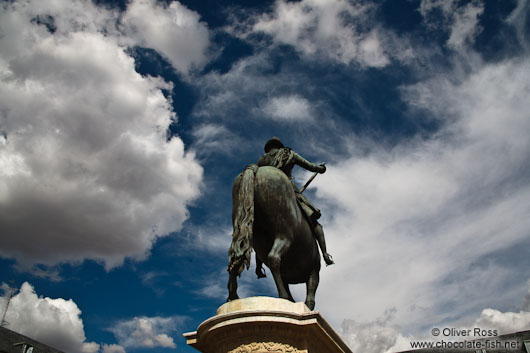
[281, 274, 295, 302]
[227, 268, 239, 302]
[305, 267, 319, 310]
[268, 236, 292, 301]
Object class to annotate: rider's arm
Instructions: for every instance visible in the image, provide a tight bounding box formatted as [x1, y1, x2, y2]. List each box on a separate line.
[257, 154, 268, 167]
[293, 152, 326, 173]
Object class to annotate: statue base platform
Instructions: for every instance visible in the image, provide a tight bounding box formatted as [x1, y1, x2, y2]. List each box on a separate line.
[183, 296, 352, 353]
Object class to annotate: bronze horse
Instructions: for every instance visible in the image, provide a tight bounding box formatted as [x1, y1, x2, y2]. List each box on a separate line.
[227, 165, 321, 310]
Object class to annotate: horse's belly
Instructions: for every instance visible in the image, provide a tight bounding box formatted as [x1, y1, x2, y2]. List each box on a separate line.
[253, 227, 316, 283]
[281, 247, 315, 283]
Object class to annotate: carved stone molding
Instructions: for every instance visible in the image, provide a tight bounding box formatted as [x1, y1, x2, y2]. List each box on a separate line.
[228, 341, 306, 353]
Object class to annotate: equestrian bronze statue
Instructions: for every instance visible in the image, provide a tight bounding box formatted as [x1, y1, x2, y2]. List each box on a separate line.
[227, 137, 333, 310]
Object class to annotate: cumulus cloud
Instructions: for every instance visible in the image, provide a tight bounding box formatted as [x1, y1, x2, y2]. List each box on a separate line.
[262, 95, 314, 122]
[341, 309, 401, 353]
[472, 280, 530, 335]
[109, 316, 186, 349]
[101, 344, 126, 353]
[474, 309, 530, 335]
[121, 0, 210, 75]
[0, 0, 203, 270]
[250, 0, 391, 67]
[2, 282, 98, 353]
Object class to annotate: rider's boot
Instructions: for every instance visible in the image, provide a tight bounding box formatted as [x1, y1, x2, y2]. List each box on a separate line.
[314, 223, 334, 266]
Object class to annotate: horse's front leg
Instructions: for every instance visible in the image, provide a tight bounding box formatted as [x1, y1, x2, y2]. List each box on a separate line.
[227, 267, 239, 302]
[267, 236, 292, 301]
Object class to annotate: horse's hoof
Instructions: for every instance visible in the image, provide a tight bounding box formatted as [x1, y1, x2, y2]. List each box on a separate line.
[305, 300, 315, 310]
[227, 295, 239, 302]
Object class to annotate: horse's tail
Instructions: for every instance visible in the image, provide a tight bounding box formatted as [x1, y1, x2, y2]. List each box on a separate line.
[228, 164, 258, 276]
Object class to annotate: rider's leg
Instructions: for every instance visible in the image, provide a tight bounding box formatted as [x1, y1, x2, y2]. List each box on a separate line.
[314, 223, 334, 266]
[296, 192, 321, 220]
[255, 254, 266, 278]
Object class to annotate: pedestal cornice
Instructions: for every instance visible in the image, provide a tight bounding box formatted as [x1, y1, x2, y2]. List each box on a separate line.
[183, 297, 352, 353]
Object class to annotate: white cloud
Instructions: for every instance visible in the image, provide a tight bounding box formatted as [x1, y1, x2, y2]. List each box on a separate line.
[185, 224, 232, 253]
[101, 344, 126, 353]
[507, 0, 530, 53]
[420, 0, 484, 49]
[0, 0, 203, 270]
[473, 280, 530, 334]
[447, 2, 484, 49]
[139, 271, 172, 297]
[262, 95, 314, 122]
[341, 281, 530, 353]
[341, 309, 401, 353]
[191, 124, 243, 156]
[195, 282, 227, 301]
[193, 54, 275, 122]
[109, 316, 185, 349]
[0, 0, 118, 40]
[474, 308, 530, 335]
[2, 282, 98, 353]
[188, 1, 530, 342]
[312, 50, 530, 333]
[250, 0, 392, 67]
[192, 53, 337, 144]
[195, 266, 276, 302]
[25, 267, 63, 282]
[121, 0, 210, 75]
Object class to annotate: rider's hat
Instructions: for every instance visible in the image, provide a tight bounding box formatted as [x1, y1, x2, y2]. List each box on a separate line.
[264, 137, 284, 152]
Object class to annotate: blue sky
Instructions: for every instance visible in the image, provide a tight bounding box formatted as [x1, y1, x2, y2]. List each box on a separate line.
[1, 0, 530, 352]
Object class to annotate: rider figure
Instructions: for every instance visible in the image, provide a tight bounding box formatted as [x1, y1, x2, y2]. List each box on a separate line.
[256, 137, 334, 267]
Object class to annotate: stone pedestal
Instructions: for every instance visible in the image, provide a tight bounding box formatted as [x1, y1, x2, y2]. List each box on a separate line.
[183, 296, 352, 353]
